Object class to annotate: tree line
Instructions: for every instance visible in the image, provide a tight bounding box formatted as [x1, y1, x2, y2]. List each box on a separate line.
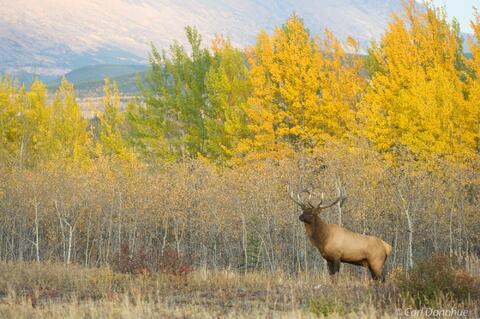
[0, 1, 478, 272]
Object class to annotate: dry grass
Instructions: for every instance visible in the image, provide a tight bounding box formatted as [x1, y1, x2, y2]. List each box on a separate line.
[0, 263, 478, 318]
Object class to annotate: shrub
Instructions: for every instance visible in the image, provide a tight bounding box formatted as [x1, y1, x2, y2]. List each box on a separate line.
[111, 243, 193, 276]
[156, 249, 194, 277]
[309, 297, 343, 317]
[111, 242, 150, 275]
[394, 254, 480, 307]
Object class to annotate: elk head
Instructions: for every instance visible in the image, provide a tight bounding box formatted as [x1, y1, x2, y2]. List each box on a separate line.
[288, 186, 345, 224]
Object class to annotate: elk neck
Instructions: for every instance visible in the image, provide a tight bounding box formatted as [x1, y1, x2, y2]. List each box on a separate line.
[304, 215, 329, 245]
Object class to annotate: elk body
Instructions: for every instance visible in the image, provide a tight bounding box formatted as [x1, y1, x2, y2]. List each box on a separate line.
[290, 189, 392, 281]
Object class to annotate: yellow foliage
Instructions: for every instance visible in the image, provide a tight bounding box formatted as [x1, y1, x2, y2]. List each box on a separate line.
[1, 5, 478, 169]
[238, 16, 367, 163]
[359, 0, 477, 166]
[51, 79, 92, 167]
[466, 11, 480, 157]
[96, 78, 136, 162]
[315, 30, 367, 142]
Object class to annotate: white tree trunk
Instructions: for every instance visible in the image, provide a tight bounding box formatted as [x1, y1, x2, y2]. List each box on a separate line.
[405, 208, 413, 269]
[33, 194, 40, 263]
[241, 213, 247, 274]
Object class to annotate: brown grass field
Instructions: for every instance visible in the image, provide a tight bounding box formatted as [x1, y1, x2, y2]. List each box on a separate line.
[0, 261, 478, 318]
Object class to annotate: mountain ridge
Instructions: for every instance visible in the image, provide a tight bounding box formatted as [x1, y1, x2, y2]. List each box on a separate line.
[1, 0, 473, 84]
[1, 0, 406, 78]
[46, 64, 149, 97]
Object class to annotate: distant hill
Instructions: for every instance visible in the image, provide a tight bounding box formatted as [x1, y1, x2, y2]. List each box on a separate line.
[2, 0, 473, 87]
[1, 0, 409, 79]
[48, 47, 474, 97]
[47, 64, 148, 97]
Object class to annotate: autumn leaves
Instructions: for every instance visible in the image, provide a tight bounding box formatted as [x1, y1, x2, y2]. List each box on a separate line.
[1, 1, 479, 169]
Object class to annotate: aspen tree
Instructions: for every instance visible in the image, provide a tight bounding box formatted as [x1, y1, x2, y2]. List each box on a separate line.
[96, 78, 135, 161]
[205, 36, 250, 162]
[360, 0, 476, 165]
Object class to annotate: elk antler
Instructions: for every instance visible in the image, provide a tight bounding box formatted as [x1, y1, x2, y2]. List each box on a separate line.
[288, 185, 307, 209]
[302, 189, 317, 208]
[289, 186, 321, 209]
[315, 195, 345, 210]
[289, 185, 346, 210]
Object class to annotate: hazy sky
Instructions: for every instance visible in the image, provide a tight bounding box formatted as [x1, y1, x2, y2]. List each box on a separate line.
[431, 0, 479, 32]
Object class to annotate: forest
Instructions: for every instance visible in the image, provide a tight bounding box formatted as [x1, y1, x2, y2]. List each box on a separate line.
[0, 1, 479, 317]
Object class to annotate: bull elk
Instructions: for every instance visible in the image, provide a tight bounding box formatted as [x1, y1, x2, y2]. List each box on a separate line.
[289, 187, 392, 281]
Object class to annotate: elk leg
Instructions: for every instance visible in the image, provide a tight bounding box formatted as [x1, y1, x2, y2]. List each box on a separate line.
[380, 254, 388, 282]
[327, 260, 340, 276]
[368, 265, 383, 281]
[333, 260, 340, 274]
[327, 261, 335, 275]
[369, 254, 389, 282]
